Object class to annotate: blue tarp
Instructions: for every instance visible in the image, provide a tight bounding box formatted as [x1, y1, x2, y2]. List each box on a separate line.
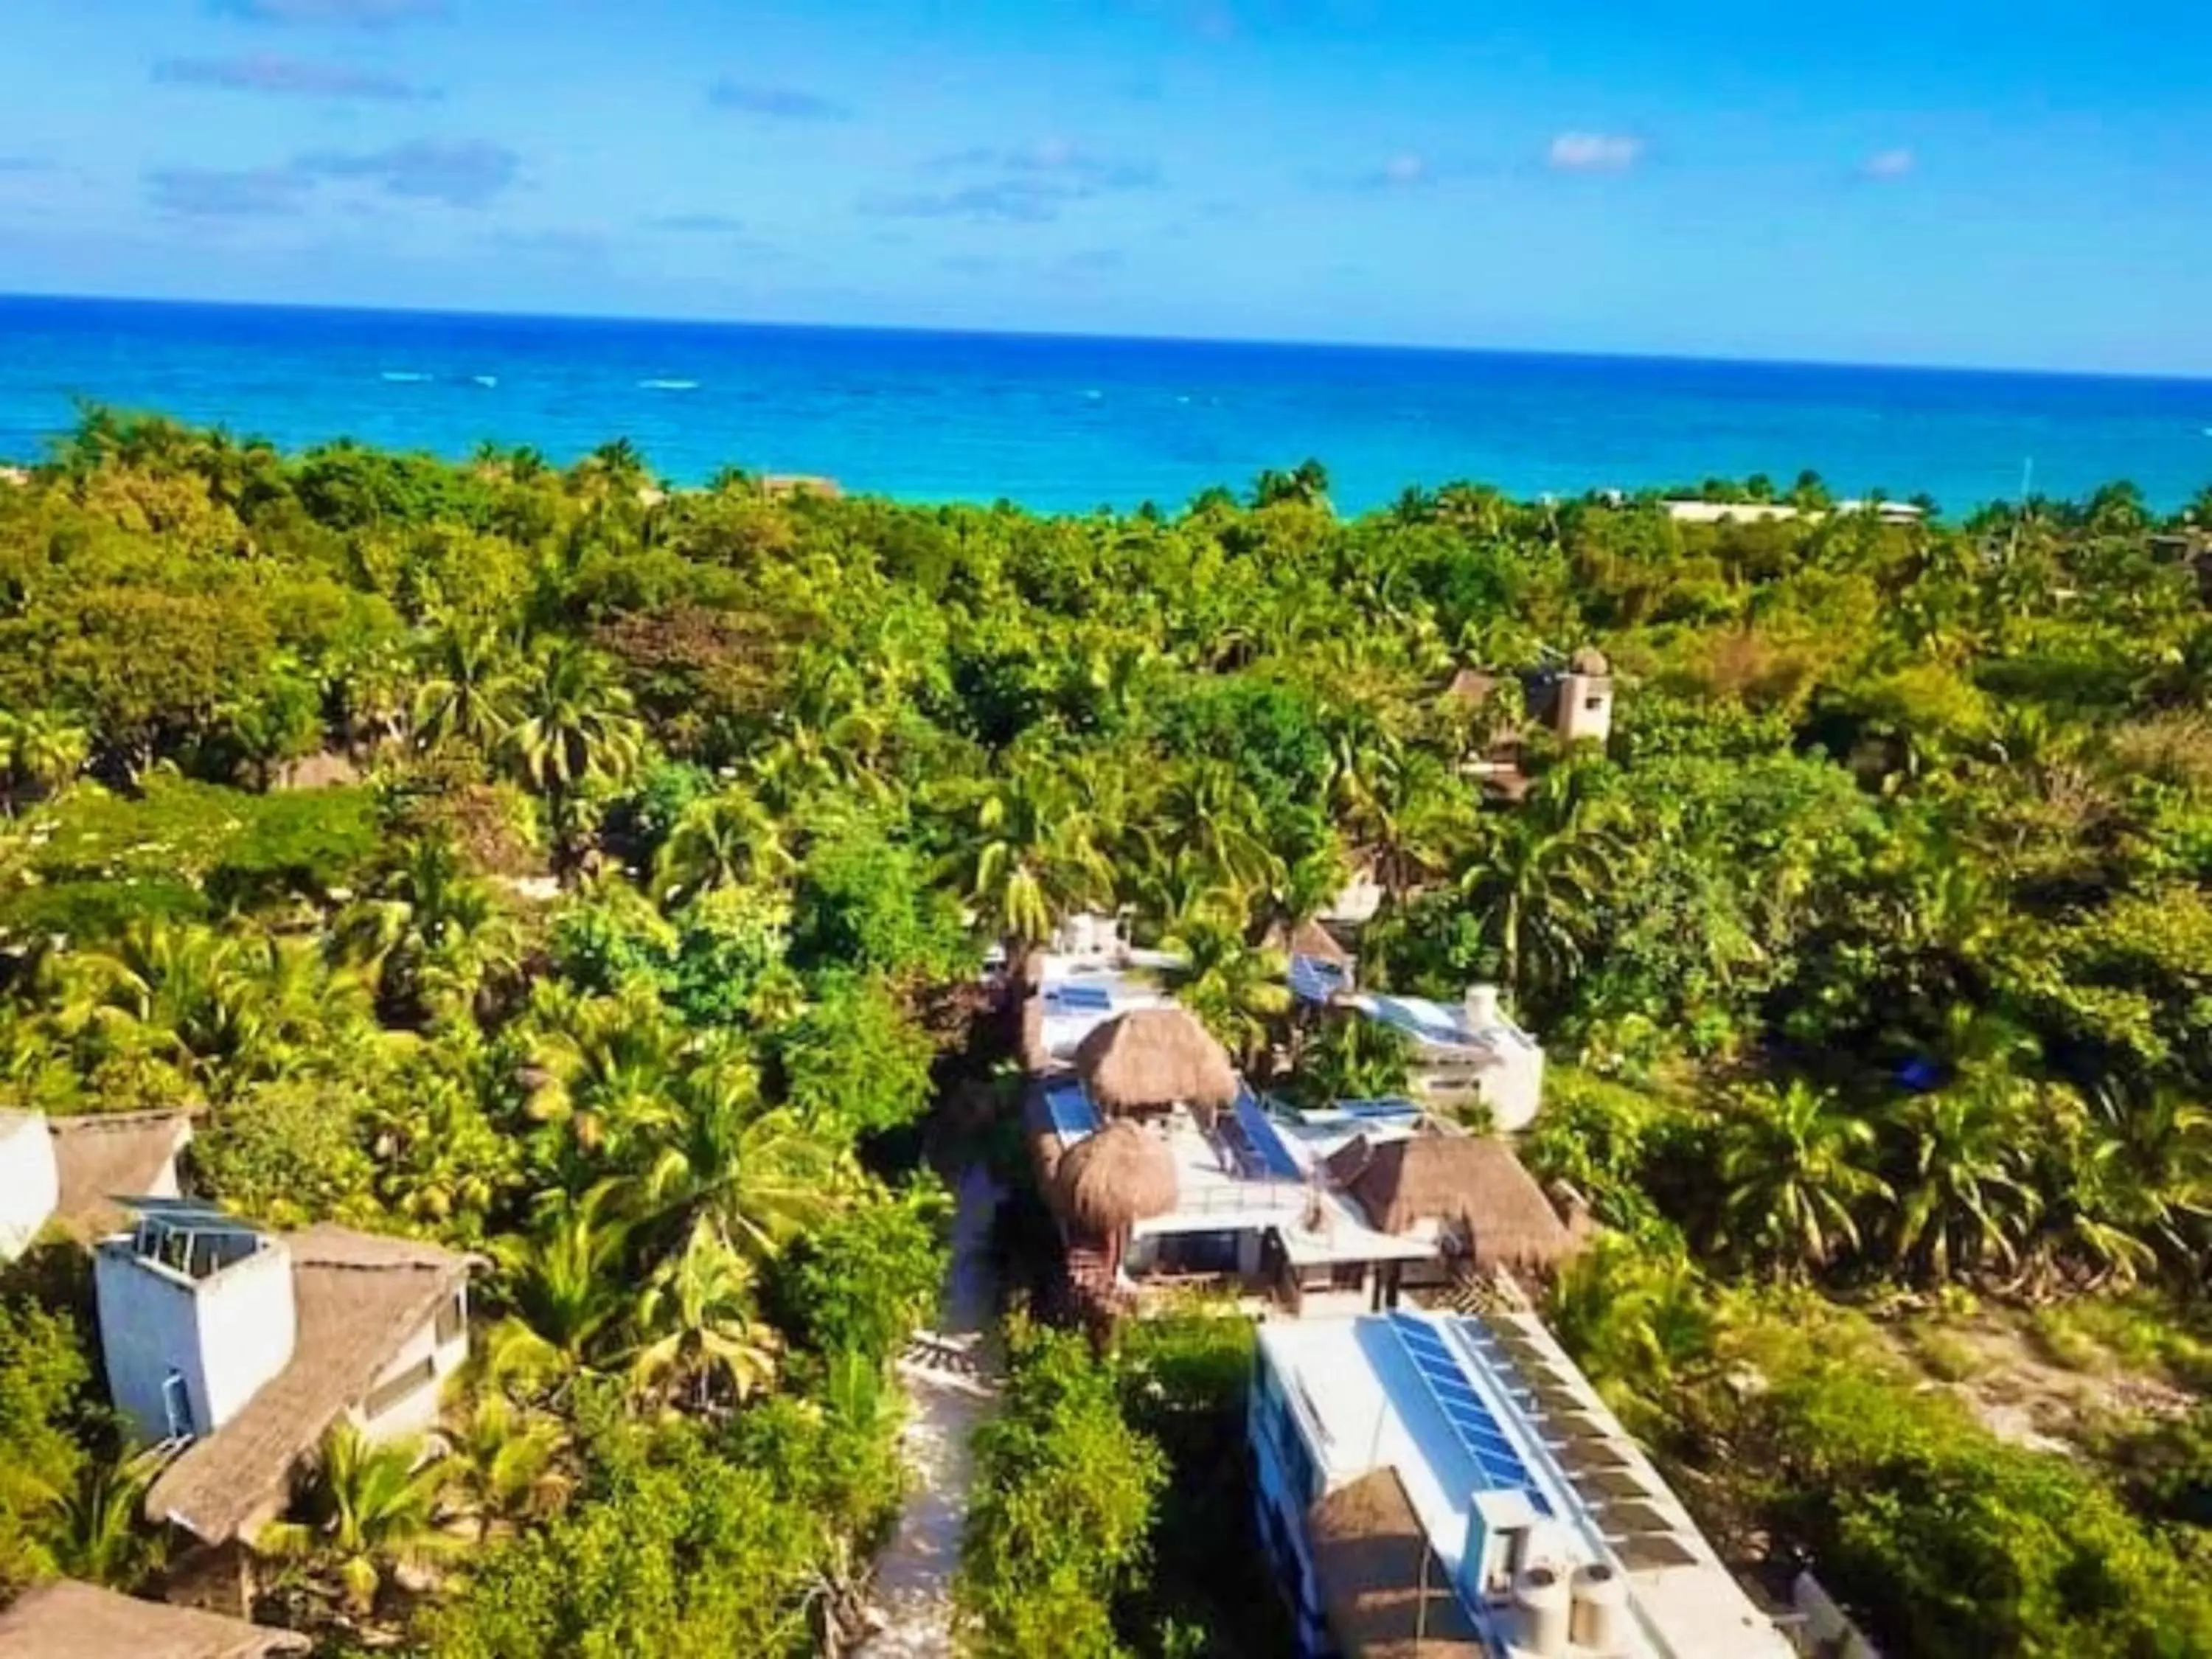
[1234, 1086, 1305, 1180]
[1043, 1079, 1100, 1144]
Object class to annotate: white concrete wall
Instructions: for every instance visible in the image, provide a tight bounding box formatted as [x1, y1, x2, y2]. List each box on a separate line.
[0, 1116, 58, 1262]
[1554, 672, 1614, 747]
[352, 1287, 469, 1442]
[1478, 1042, 1545, 1134]
[193, 1243, 296, 1430]
[95, 1239, 296, 1444]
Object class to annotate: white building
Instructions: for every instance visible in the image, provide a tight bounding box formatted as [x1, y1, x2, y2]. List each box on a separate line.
[1031, 1081, 1576, 1318]
[0, 1110, 59, 1262]
[1312, 984, 1546, 1134]
[1251, 1309, 1796, 1659]
[94, 1201, 473, 1548]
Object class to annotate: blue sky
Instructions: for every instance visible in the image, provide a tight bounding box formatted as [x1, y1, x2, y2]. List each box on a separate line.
[2, 0, 2208, 371]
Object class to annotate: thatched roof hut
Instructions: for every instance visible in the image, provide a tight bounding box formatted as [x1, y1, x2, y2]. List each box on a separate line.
[1051, 1120, 1178, 1239]
[48, 1110, 194, 1242]
[1305, 1469, 1484, 1659]
[0, 1579, 308, 1658]
[1326, 1133, 1576, 1273]
[1073, 1007, 1238, 1118]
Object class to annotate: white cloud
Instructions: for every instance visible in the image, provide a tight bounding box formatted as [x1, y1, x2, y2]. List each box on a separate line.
[1864, 147, 1916, 179]
[1547, 131, 1643, 173]
[1380, 153, 1426, 185]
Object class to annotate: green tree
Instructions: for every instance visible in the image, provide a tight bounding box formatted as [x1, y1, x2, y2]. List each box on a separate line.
[628, 1217, 782, 1414]
[1713, 1080, 1888, 1275]
[1455, 762, 1629, 1006]
[260, 1423, 459, 1617]
[501, 641, 644, 876]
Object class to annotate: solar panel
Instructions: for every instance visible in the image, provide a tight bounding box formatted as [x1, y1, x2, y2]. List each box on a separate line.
[1043, 1079, 1100, 1144]
[1048, 982, 1115, 1014]
[119, 1197, 262, 1236]
[1234, 1088, 1304, 1181]
[1573, 1467, 1657, 1503]
[1387, 1313, 1551, 1514]
[1597, 1500, 1677, 1540]
[1335, 1097, 1425, 1121]
[1615, 1534, 1699, 1573]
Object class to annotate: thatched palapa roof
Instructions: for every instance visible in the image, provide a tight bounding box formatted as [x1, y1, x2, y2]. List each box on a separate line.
[1305, 1469, 1484, 1659]
[0, 1580, 307, 1659]
[1441, 667, 1502, 708]
[49, 1110, 193, 1241]
[1326, 1133, 1576, 1272]
[1051, 1120, 1178, 1238]
[1073, 1007, 1238, 1117]
[145, 1227, 472, 1545]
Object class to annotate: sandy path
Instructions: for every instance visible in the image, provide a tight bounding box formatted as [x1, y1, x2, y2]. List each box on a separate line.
[858, 1164, 1003, 1659]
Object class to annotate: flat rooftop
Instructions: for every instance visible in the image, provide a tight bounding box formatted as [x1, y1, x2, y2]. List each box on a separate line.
[1261, 1311, 1794, 1659]
[1346, 992, 1540, 1062]
[1130, 1100, 1433, 1267]
[1034, 951, 1181, 1062]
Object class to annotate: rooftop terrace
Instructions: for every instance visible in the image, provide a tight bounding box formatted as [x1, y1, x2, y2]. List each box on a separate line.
[1261, 1311, 1793, 1659]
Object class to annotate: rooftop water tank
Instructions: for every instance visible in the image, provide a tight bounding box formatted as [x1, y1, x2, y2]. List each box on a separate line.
[1512, 1564, 1571, 1657]
[1570, 1561, 1630, 1655]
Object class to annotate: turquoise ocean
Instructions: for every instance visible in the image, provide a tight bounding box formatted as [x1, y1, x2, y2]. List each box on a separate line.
[4, 294, 2211, 515]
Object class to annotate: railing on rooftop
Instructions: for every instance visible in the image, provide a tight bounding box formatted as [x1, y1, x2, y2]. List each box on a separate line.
[1156, 1180, 1312, 1218]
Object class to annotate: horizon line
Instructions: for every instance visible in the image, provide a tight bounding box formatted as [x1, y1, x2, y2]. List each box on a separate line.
[5, 288, 2210, 390]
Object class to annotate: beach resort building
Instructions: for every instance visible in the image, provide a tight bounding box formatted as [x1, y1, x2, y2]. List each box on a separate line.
[1439, 650, 1616, 806]
[92, 1200, 473, 1600]
[1285, 951, 1548, 1133]
[0, 1579, 307, 1659]
[1250, 1308, 1796, 1659]
[1024, 1004, 1576, 1318]
[0, 1107, 193, 1261]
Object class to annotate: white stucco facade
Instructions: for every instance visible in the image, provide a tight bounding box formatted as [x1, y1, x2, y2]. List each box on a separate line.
[96, 1233, 297, 1445]
[0, 1112, 58, 1262]
[350, 1284, 471, 1441]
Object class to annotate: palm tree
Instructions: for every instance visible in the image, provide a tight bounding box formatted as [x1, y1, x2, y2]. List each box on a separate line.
[335, 840, 524, 1027]
[411, 622, 520, 756]
[59, 919, 245, 1085]
[260, 1425, 458, 1616]
[2031, 1079, 2212, 1287]
[653, 785, 793, 902]
[501, 640, 644, 876]
[493, 1186, 634, 1377]
[1545, 1236, 1716, 1431]
[628, 1058, 838, 1263]
[1152, 764, 1281, 902]
[1455, 762, 1627, 1006]
[1713, 1081, 1889, 1276]
[942, 768, 1113, 980]
[524, 990, 690, 1171]
[1288, 1014, 1413, 1110]
[49, 1448, 167, 1588]
[442, 1391, 571, 1542]
[1155, 905, 1291, 1072]
[0, 709, 89, 814]
[628, 1217, 782, 1414]
[1884, 1074, 2041, 1282]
